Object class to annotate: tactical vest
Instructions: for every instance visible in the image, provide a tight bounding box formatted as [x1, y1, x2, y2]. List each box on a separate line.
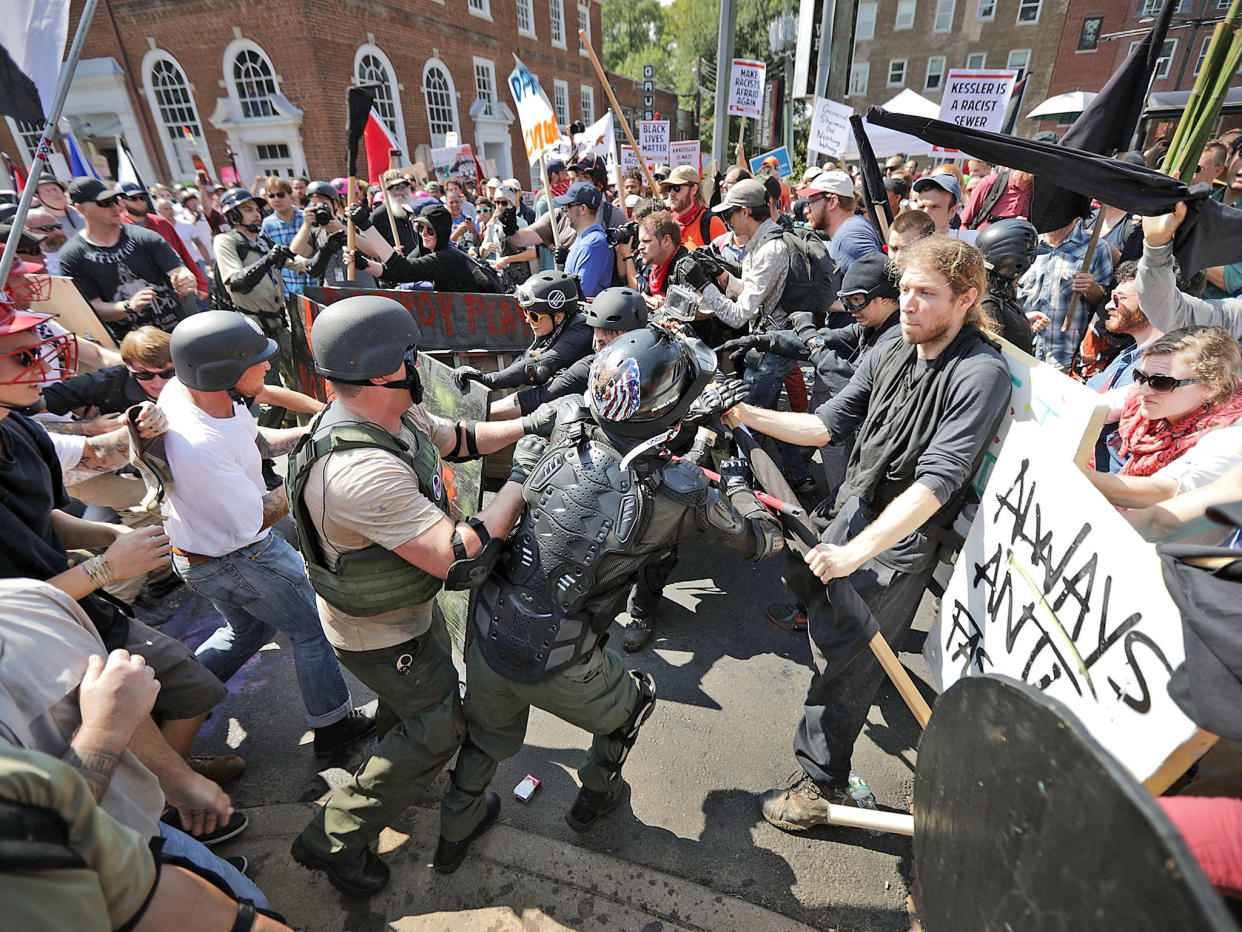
[288, 408, 450, 616]
[473, 422, 653, 683]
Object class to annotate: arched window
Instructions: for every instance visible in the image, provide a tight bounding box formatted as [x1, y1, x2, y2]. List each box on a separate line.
[232, 47, 277, 118]
[142, 50, 212, 179]
[422, 60, 459, 148]
[354, 45, 408, 154]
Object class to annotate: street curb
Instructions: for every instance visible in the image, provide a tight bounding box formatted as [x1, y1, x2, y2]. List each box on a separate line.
[223, 801, 816, 931]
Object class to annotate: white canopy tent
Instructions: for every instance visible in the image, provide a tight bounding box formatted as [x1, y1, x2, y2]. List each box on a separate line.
[840, 89, 940, 160]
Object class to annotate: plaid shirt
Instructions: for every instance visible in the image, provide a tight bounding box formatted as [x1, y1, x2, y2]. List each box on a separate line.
[1017, 219, 1114, 368]
[260, 209, 316, 296]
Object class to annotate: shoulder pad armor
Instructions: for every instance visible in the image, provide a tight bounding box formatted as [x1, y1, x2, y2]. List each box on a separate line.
[660, 459, 709, 506]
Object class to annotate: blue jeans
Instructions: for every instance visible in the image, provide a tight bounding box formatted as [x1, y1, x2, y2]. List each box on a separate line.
[175, 533, 352, 728]
[159, 823, 270, 910]
[743, 351, 809, 482]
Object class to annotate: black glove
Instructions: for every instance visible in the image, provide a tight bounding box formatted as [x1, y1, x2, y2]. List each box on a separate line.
[231, 256, 278, 294]
[347, 201, 373, 231]
[554, 245, 570, 267]
[452, 366, 486, 393]
[675, 255, 712, 292]
[508, 434, 548, 484]
[718, 457, 752, 497]
[500, 206, 519, 237]
[267, 243, 294, 267]
[520, 399, 561, 438]
[719, 331, 809, 367]
[353, 250, 374, 270]
[688, 248, 723, 280]
[325, 230, 348, 252]
[786, 311, 818, 341]
[524, 359, 553, 386]
[685, 376, 750, 425]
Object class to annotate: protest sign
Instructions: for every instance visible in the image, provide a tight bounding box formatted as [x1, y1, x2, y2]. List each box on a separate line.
[748, 145, 792, 179]
[637, 120, 670, 164]
[938, 70, 1018, 133]
[727, 59, 766, 119]
[508, 56, 559, 164]
[431, 144, 477, 182]
[620, 144, 656, 174]
[925, 422, 1197, 784]
[575, 110, 618, 185]
[809, 97, 853, 155]
[668, 139, 701, 172]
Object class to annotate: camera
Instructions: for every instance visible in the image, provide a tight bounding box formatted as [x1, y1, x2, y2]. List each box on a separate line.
[607, 221, 638, 248]
[661, 283, 702, 323]
[310, 204, 333, 226]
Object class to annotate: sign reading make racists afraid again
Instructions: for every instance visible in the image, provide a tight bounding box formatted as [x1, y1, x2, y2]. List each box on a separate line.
[728, 59, 766, 120]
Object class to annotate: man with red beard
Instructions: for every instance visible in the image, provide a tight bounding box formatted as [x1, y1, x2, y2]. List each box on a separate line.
[662, 165, 726, 251]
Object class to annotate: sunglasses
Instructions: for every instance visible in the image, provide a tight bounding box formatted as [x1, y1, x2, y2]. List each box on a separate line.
[478, 207, 493, 213]
[521, 305, 550, 322]
[664, 184, 688, 193]
[495, 200, 510, 207]
[129, 365, 176, 381]
[27, 224, 60, 232]
[387, 182, 411, 192]
[1132, 369, 1201, 393]
[95, 197, 119, 209]
[268, 191, 288, 198]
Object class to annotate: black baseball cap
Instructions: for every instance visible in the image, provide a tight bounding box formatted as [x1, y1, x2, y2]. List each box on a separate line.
[839, 251, 899, 300]
[0, 222, 44, 251]
[67, 177, 121, 204]
[884, 177, 910, 197]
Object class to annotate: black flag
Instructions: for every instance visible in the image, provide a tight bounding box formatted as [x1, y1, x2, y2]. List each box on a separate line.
[850, 114, 893, 238]
[346, 85, 377, 179]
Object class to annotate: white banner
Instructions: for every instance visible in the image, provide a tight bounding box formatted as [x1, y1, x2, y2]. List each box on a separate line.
[575, 111, 618, 187]
[668, 139, 702, 173]
[938, 69, 1018, 133]
[727, 59, 766, 120]
[927, 422, 1197, 783]
[637, 120, 670, 164]
[507, 56, 560, 165]
[809, 97, 853, 156]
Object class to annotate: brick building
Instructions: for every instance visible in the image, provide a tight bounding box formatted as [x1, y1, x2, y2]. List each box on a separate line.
[2, 0, 607, 190]
[843, 0, 1070, 138]
[1045, 0, 1242, 140]
[604, 71, 689, 141]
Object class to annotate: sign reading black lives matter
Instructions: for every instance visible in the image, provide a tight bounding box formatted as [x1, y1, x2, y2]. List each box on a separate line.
[926, 422, 1197, 783]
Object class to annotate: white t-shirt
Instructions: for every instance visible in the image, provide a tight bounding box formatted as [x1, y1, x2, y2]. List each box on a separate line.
[159, 377, 268, 556]
[946, 227, 979, 245]
[47, 431, 86, 471]
[1155, 422, 1242, 495]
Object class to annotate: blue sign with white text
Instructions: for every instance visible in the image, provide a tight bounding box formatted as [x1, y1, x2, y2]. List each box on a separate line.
[749, 146, 792, 180]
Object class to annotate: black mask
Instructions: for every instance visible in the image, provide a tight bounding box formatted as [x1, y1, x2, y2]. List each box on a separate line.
[376, 347, 423, 406]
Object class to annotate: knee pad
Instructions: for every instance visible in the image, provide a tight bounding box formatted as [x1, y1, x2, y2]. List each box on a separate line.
[608, 671, 657, 772]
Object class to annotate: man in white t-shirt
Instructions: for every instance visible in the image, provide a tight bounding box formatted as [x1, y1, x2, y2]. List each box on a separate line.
[160, 311, 373, 758]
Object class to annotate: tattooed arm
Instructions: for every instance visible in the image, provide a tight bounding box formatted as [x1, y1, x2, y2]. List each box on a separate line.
[67, 650, 160, 802]
[255, 425, 307, 458]
[63, 426, 133, 486]
[260, 484, 289, 529]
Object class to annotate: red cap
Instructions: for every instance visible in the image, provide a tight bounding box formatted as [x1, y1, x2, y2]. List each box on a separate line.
[0, 301, 52, 336]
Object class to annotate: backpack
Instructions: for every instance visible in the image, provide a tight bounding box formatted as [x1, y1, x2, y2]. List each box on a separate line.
[462, 251, 507, 293]
[759, 226, 840, 320]
[967, 168, 1011, 230]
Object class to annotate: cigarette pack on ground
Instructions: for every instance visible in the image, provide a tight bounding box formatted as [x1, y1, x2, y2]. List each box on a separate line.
[514, 774, 541, 802]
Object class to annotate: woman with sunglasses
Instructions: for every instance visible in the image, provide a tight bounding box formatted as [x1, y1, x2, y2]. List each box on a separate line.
[1087, 326, 1242, 508]
[349, 203, 500, 294]
[478, 188, 537, 288]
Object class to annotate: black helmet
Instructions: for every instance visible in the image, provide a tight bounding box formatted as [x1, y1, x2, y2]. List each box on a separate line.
[976, 218, 1041, 280]
[311, 295, 416, 380]
[305, 180, 339, 203]
[587, 325, 716, 440]
[515, 270, 580, 318]
[583, 287, 647, 332]
[170, 311, 277, 392]
[220, 187, 265, 224]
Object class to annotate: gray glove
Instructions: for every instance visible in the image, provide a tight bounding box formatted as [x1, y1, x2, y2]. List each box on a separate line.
[685, 376, 750, 425]
[718, 457, 752, 497]
[509, 434, 548, 484]
[453, 366, 486, 393]
[520, 399, 561, 438]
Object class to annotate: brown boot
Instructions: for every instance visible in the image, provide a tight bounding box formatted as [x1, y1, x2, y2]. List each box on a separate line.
[761, 772, 845, 832]
[187, 754, 247, 785]
[622, 613, 656, 652]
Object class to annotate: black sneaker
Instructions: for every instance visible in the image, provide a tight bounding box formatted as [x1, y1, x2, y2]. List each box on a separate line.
[225, 855, 248, 875]
[291, 835, 390, 897]
[766, 602, 808, 632]
[433, 792, 500, 874]
[622, 614, 656, 652]
[160, 807, 248, 847]
[313, 710, 376, 757]
[566, 780, 628, 833]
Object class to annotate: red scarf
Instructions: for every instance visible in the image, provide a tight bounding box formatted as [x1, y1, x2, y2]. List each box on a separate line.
[675, 203, 705, 243]
[647, 251, 676, 296]
[1116, 381, 1242, 476]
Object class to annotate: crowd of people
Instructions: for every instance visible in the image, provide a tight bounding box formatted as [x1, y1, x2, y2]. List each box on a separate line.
[2, 119, 1242, 926]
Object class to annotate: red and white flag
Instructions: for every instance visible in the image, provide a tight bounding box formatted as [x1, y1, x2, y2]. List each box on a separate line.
[363, 109, 400, 185]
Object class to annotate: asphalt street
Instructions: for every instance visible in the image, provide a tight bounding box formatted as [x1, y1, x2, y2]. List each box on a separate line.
[147, 518, 933, 931]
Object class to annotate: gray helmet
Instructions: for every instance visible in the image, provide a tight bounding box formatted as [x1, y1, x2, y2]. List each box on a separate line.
[305, 180, 339, 203]
[976, 218, 1041, 280]
[587, 325, 716, 440]
[170, 311, 277, 392]
[311, 295, 416, 380]
[584, 287, 648, 332]
[220, 187, 265, 224]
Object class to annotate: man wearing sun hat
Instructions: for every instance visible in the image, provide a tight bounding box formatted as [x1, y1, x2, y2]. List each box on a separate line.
[662, 164, 727, 251]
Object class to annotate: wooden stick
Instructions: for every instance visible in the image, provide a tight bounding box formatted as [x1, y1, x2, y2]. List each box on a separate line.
[1143, 728, 1218, 796]
[578, 29, 660, 197]
[539, 152, 561, 252]
[346, 175, 357, 282]
[1061, 215, 1103, 333]
[382, 148, 404, 253]
[870, 631, 932, 728]
[826, 803, 914, 836]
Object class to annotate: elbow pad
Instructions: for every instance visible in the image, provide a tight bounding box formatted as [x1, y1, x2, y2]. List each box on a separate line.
[443, 421, 480, 462]
[444, 517, 504, 590]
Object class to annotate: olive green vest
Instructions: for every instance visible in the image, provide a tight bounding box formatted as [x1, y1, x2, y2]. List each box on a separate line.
[288, 408, 450, 616]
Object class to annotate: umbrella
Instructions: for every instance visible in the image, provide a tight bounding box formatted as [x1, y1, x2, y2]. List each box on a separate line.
[1027, 90, 1098, 123]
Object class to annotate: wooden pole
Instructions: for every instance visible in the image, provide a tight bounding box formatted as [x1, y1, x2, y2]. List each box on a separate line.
[382, 148, 404, 252]
[826, 803, 914, 836]
[1143, 728, 1218, 796]
[540, 152, 562, 252]
[870, 631, 931, 727]
[1061, 215, 1104, 332]
[346, 176, 357, 282]
[578, 29, 660, 197]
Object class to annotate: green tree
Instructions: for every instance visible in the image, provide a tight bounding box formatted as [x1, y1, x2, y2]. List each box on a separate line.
[602, 0, 674, 87]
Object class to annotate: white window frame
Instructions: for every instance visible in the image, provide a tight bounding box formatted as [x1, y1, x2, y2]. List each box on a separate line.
[580, 85, 595, 123]
[1195, 35, 1211, 75]
[895, 0, 917, 30]
[421, 57, 461, 148]
[856, 2, 877, 41]
[1140, 0, 1162, 14]
[578, 4, 591, 56]
[354, 44, 409, 157]
[925, 56, 947, 92]
[224, 40, 280, 120]
[934, 0, 956, 33]
[141, 49, 216, 179]
[1016, 0, 1042, 25]
[517, 0, 536, 36]
[966, 51, 987, 69]
[849, 62, 870, 97]
[553, 79, 570, 126]
[888, 58, 908, 87]
[977, 0, 996, 20]
[1157, 38, 1178, 78]
[468, 0, 491, 20]
[1007, 49, 1031, 75]
[473, 56, 498, 119]
[4, 118, 43, 165]
[550, 0, 566, 48]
